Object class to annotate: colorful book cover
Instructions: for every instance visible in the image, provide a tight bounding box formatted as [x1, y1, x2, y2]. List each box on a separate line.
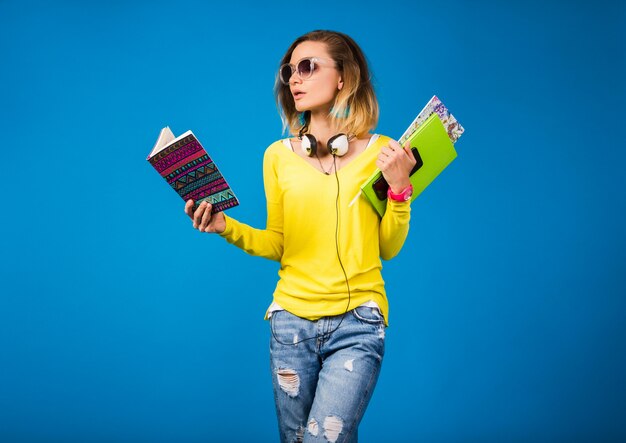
[398, 95, 464, 146]
[147, 127, 239, 213]
[360, 113, 458, 217]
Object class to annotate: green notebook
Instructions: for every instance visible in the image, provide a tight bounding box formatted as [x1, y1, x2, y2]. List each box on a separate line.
[360, 113, 457, 217]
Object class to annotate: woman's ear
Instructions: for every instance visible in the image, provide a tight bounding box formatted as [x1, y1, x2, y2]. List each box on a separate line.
[338, 77, 344, 90]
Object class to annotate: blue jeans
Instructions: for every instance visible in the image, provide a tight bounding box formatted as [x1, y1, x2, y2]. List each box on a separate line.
[269, 307, 386, 443]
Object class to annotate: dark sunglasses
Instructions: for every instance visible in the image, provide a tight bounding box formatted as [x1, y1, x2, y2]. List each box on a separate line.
[279, 57, 334, 85]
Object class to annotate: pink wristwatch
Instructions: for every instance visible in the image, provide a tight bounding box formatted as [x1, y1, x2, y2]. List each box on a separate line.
[387, 184, 413, 202]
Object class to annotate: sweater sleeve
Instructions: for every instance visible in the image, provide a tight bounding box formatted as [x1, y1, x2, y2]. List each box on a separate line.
[218, 147, 284, 261]
[379, 198, 411, 260]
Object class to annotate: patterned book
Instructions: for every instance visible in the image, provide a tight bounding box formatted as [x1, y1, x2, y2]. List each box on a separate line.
[147, 127, 239, 213]
[399, 95, 464, 145]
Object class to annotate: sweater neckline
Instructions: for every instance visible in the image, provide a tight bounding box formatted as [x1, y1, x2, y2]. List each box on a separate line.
[281, 134, 381, 176]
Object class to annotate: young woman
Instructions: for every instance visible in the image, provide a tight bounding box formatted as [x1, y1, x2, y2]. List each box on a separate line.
[185, 30, 416, 443]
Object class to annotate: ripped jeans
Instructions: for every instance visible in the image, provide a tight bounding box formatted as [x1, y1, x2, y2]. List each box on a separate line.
[269, 307, 386, 443]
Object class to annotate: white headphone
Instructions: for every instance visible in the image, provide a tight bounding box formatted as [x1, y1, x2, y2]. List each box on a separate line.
[300, 133, 350, 157]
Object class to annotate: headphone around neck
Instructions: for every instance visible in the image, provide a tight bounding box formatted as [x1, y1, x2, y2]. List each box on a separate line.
[298, 128, 351, 157]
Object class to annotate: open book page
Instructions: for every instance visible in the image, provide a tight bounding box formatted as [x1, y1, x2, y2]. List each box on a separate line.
[147, 127, 193, 159]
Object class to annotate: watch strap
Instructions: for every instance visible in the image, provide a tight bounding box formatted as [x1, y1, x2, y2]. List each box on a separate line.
[387, 184, 413, 202]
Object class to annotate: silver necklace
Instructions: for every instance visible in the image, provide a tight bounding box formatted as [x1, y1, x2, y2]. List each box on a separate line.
[316, 154, 336, 175]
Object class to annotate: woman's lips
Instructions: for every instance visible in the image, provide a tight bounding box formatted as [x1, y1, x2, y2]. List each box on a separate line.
[293, 91, 306, 100]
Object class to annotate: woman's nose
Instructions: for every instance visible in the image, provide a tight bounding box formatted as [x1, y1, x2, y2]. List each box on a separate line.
[289, 70, 302, 85]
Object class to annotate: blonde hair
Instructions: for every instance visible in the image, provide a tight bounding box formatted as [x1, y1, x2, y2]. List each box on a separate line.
[274, 30, 379, 138]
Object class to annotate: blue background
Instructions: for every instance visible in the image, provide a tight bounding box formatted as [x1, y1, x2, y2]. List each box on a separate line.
[1, 0, 624, 441]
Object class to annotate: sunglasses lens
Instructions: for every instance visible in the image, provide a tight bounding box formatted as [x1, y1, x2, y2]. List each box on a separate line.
[280, 59, 320, 84]
[280, 64, 293, 84]
[297, 59, 315, 78]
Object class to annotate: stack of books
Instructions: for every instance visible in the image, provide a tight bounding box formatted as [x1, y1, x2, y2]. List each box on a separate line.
[360, 95, 465, 216]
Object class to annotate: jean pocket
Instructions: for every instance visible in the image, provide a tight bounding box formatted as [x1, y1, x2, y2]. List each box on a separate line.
[270, 310, 307, 347]
[269, 309, 289, 333]
[351, 306, 385, 325]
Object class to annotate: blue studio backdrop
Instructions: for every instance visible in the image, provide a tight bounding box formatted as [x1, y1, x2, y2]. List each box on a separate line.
[1, 1, 624, 442]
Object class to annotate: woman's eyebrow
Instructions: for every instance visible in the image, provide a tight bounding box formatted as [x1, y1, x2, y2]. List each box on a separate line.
[289, 55, 318, 63]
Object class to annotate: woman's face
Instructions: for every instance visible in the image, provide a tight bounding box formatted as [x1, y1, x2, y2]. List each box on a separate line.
[287, 41, 343, 113]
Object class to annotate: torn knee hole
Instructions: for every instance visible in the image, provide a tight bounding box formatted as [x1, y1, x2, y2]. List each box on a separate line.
[276, 368, 300, 397]
[323, 415, 344, 443]
[307, 418, 319, 437]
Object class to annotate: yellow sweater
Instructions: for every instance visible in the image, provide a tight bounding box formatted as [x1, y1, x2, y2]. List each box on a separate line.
[219, 134, 411, 325]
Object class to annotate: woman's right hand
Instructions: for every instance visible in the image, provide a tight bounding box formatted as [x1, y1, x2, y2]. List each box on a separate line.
[185, 199, 226, 234]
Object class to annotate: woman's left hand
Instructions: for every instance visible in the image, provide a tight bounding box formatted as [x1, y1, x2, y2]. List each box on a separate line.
[376, 140, 417, 193]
